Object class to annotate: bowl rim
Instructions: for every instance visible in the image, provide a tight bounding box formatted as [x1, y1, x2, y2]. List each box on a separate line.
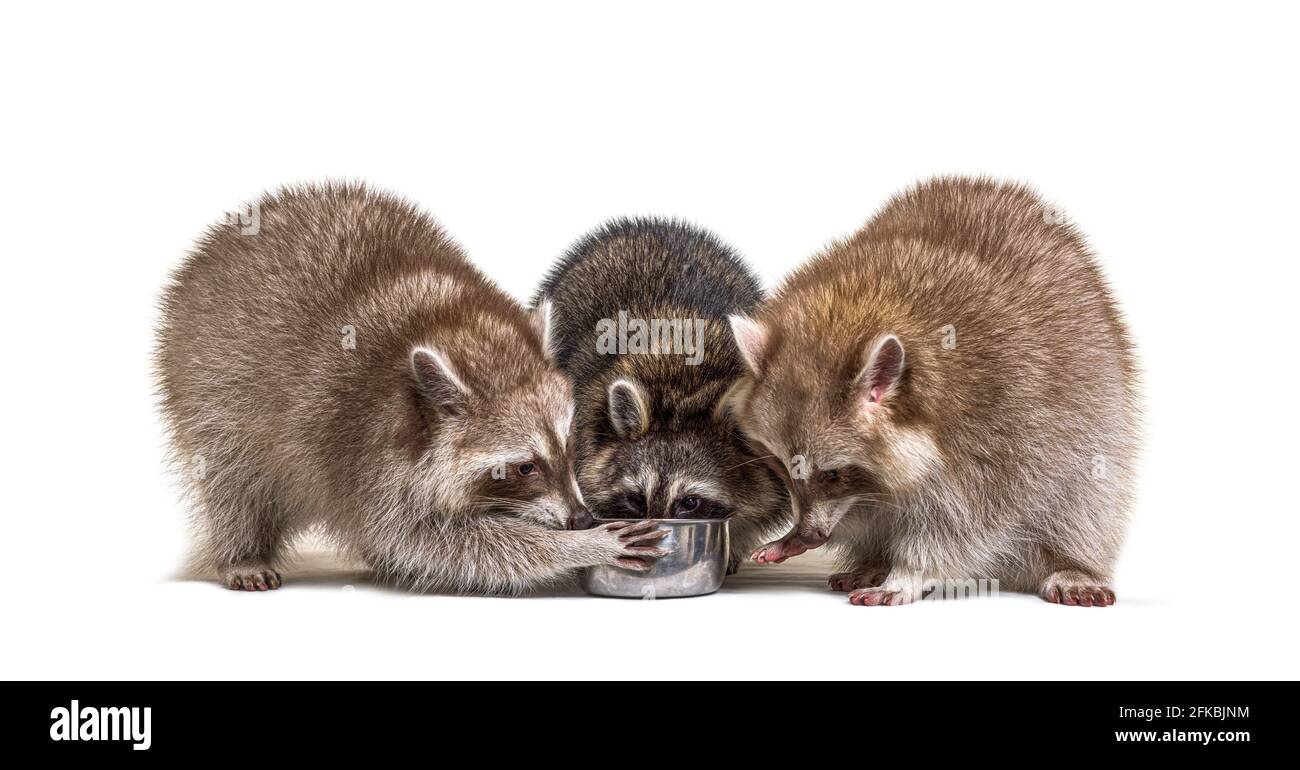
[592, 516, 730, 526]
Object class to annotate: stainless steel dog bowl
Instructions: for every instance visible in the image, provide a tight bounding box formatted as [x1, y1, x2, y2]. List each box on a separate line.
[581, 518, 730, 599]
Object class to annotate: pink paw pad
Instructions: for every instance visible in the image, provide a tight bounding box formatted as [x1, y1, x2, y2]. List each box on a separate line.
[751, 539, 806, 565]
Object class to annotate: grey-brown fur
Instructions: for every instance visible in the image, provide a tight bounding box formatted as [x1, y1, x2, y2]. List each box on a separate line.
[728, 177, 1139, 606]
[534, 219, 789, 571]
[155, 182, 667, 594]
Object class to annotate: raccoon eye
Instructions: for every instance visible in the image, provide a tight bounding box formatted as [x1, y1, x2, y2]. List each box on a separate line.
[619, 493, 646, 514]
[517, 462, 538, 476]
[674, 496, 727, 519]
[818, 468, 840, 484]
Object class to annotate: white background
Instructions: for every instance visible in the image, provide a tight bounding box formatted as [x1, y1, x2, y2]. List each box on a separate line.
[2, 1, 1297, 680]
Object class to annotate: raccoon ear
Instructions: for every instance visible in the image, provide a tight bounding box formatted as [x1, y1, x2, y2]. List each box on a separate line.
[729, 315, 768, 374]
[607, 378, 650, 438]
[855, 334, 905, 409]
[713, 377, 750, 424]
[410, 346, 472, 414]
[531, 299, 557, 361]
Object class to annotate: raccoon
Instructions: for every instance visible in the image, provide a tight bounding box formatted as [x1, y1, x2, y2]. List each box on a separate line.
[155, 183, 668, 594]
[534, 219, 789, 572]
[728, 177, 1139, 606]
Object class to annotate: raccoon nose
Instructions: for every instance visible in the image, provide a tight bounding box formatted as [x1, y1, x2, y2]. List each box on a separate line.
[567, 508, 595, 530]
[800, 528, 830, 547]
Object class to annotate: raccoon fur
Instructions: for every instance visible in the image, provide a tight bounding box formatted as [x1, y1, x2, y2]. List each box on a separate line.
[728, 177, 1139, 606]
[534, 218, 789, 572]
[155, 183, 668, 594]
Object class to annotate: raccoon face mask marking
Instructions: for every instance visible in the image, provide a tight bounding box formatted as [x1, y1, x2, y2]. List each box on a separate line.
[410, 346, 587, 531]
[725, 321, 941, 538]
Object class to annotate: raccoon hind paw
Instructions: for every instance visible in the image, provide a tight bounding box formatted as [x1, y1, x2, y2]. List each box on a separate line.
[221, 567, 282, 591]
[1040, 570, 1114, 607]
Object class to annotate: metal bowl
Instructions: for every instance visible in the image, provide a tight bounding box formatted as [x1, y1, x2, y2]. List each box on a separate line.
[581, 518, 730, 599]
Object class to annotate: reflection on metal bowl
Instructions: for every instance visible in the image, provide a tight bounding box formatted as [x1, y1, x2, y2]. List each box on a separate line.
[581, 518, 730, 599]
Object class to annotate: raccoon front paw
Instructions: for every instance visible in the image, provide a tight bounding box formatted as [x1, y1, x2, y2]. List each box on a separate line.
[828, 568, 888, 592]
[847, 586, 913, 606]
[221, 567, 282, 591]
[751, 536, 807, 565]
[1041, 571, 1116, 607]
[591, 520, 670, 571]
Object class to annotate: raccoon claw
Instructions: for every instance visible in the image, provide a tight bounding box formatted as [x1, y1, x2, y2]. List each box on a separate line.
[608, 520, 669, 546]
[751, 537, 807, 565]
[1040, 571, 1116, 607]
[616, 557, 654, 572]
[222, 569, 282, 591]
[1043, 584, 1116, 607]
[828, 569, 888, 592]
[828, 572, 861, 591]
[848, 587, 911, 606]
[625, 546, 671, 558]
[605, 520, 667, 542]
[592, 521, 672, 570]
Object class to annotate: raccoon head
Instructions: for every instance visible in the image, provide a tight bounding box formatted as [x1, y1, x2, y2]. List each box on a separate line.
[727, 316, 941, 545]
[578, 377, 782, 524]
[407, 304, 592, 531]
